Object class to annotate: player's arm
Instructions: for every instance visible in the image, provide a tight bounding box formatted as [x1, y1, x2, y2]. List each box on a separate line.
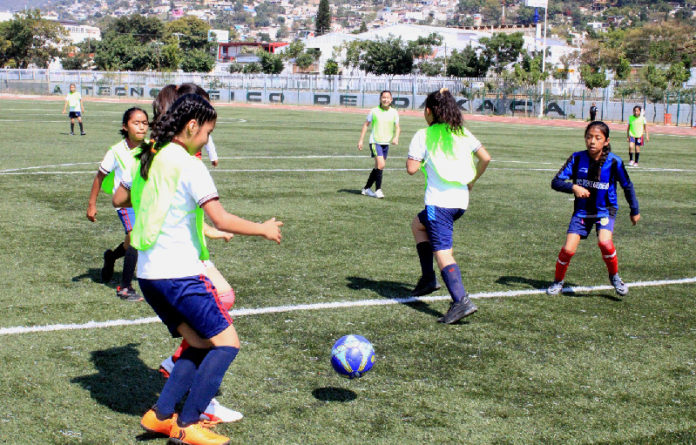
[406, 157, 421, 175]
[358, 121, 370, 150]
[203, 222, 233, 242]
[392, 122, 401, 145]
[468, 146, 491, 191]
[643, 121, 649, 142]
[86, 170, 107, 222]
[62, 99, 67, 114]
[616, 160, 640, 224]
[80, 98, 84, 113]
[551, 155, 583, 195]
[202, 199, 282, 244]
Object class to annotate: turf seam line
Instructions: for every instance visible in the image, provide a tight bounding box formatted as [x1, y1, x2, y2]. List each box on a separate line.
[1, 276, 694, 336]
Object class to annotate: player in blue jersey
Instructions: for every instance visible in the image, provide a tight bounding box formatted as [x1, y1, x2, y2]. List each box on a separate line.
[547, 121, 640, 297]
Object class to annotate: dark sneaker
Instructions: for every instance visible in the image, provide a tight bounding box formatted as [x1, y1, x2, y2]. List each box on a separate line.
[80, 132, 86, 136]
[546, 280, 564, 296]
[117, 286, 143, 302]
[101, 249, 115, 283]
[438, 296, 477, 324]
[411, 276, 441, 296]
[610, 274, 628, 296]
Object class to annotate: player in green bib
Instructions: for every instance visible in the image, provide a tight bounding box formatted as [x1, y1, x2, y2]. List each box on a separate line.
[62, 83, 86, 135]
[357, 90, 400, 199]
[626, 105, 649, 167]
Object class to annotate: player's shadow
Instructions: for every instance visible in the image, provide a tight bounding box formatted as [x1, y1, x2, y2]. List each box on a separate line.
[72, 268, 120, 289]
[346, 276, 442, 318]
[497, 276, 620, 302]
[312, 387, 357, 402]
[71, 343, 164, 417]
[337, 188, 363, 195]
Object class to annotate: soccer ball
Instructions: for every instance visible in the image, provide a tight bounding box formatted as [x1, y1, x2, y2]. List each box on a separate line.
[330, 335, 375, 379]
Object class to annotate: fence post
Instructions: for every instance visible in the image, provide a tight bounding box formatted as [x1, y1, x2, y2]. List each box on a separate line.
[676, 91, 681, 126]
[581, 90, 585, 120]
[621, 93, 624, 122]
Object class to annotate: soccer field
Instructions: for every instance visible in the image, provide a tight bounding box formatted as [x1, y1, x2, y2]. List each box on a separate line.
[1, 98, 695, 444]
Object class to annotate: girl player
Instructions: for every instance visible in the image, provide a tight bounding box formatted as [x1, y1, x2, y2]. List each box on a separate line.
[547, 121, 640, 297]
[114, 94, 282, 445]
[62, 83, 86, 135]
[86, 107, 149, 301]
[627, 105, 648, 167]
[358, 90, 400, 199]
[406, 89, 490, 324]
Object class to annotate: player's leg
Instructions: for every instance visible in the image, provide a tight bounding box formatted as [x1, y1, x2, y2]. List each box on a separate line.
[116, 209, 141, 301]
[374, 145, 388, 198]
[597, 221, 627, 296]
[634, 139, 641, 166]
[69, 116, 75, 135]
[410, 213, 440, 296]
[547, 217, 585, 295]
[628, 140, 635, 165]
[77, 115, 85, 135]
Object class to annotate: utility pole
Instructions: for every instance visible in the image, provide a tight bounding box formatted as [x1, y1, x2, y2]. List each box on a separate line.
[524, 0, 549, 118]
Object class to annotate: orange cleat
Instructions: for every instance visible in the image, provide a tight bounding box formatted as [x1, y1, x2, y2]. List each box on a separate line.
[140, 409, 175, 436]
[169, 421, 230, 445]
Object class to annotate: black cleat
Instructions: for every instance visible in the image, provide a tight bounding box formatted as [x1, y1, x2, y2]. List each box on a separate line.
[411, 276, 441, 296]
[101, 249, 115, 283]
[438, 296, 477, 324]
[117, 286, 143, 302]
[80, 132, 86, 136]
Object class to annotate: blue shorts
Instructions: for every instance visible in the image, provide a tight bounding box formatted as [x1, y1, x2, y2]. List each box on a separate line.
[418, 205, 466, 251]
[139, 275, 233, 339]
[567, 214, 615, 239]
[370, 143, 389, 159]
[117, 207, 135, 233]
[629, 136, 644, 146]
[68, 111, 81, 119]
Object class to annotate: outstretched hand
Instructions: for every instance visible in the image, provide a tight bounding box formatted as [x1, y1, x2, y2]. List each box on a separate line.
[262, 217, 283, 244]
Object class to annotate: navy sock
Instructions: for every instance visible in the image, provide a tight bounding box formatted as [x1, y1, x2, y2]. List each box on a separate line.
[375, 169, 384, 190]
[364, 168, 378, 189]
[629, 152, 633, 161]
[416, 242, 435, 281]
[121, 247, 137, 288]
[440, 263, 467, 303]
[179, 346, 239, 426]
[70, 123, 74, 133]
[79, 122, 84, 132]
[113, 242, 126, 259]
[635, 152, 640, 163]
[156, 347, 209, 418]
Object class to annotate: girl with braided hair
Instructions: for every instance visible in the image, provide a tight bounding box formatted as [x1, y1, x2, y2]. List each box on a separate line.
[113, 93, 282, 445]
[406, 88, 491, 325]
[547, 121, 640, 297]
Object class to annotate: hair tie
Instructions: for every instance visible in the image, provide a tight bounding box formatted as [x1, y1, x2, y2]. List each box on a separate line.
[439, 87, 449, 94]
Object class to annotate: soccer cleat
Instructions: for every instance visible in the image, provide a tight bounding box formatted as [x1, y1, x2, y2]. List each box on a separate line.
[361, 188, 376, 198]
[140, 409, 175, 436]
[70, 132, 75, 136]
[628, 160, 634, 166]
[546, 280, 564, 296]
[116, 286, 143, 302]
[610, 274, 628, 296]
[159, 355, 175, 378]
[411, 276, 441, 296]
[169, 421, 230, 445]
[437, 296, 478, 324]
[101, 249, 115, 283]
[633, 163, 638, 167]
[374, 189, 385, 199]
[200, 398, 243, 424]
[80, 132, 86, 136]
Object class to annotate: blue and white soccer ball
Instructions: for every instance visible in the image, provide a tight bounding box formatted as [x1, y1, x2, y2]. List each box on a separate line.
[330, 334, 375, 379]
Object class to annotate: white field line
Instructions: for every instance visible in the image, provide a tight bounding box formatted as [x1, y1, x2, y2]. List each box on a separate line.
[1, 276, 694, 336]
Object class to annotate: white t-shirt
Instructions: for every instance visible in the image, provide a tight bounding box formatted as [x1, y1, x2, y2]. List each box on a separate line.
[407, 127, 481, 209]
[99, 140, 136, 196]
[366, 108, 399, 144]
[122, 154, 219, 279]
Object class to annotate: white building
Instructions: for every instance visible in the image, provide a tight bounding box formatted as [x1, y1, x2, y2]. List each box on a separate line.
[59, 22, 102, 44]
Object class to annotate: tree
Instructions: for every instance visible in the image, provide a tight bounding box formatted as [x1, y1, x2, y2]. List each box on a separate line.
[323, 58, 339, 75]
[360, 37, 413, 75]
[639, 64, 667, 120]
[0, 9, 65, 68]
[180, 48, 215, 72]
[107, 14, 164, 44]
[242, 62, 262, 73]
[418, 58, 444, 77]
[229, 62, 244, 73]
[315, 0, 331, 36]
[580, 64, 611, 91]
[446, 46, 489, 78]
[359, 21, 368, 33]
[258, 50, 284, 74]
[165, 16, 213, 53]
[479, 32, 524, 75]
[295, 51, 316, 70]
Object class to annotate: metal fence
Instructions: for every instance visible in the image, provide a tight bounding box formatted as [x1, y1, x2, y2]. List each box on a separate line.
[1, 69, 694, 126]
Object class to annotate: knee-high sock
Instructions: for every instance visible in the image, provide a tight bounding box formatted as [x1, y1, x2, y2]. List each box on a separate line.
[416, 242, 435, 281]
[79, 122, 84, 132]
[375, 169, 384, 190]
[113, 242, 126, 259]
[440, 263, 467, 303]
[554, 248, 575, 282]
[598, 240, 619, 276]
[629, 152, 633, 161]
[179, 346, 239, 426]
[156, 347, 208, 418]
[364, 168, 378, 189]
[121, 246, 137, 288]
[172, 339, 189, 363]
[635, 152, 640, 164]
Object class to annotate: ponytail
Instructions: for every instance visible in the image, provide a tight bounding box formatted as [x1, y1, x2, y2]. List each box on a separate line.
[424, 88, 463, 134]
[137, 93, 217, 179]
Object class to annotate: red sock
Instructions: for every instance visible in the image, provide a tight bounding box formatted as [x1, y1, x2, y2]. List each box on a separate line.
[171, 339, 189, 363]
[554, 248, 575, 282]
[598, 240, 619, 275]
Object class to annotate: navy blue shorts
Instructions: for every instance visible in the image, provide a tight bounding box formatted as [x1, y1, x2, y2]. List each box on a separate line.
[370, 143, 389, 159]
[68, 111, 81, 118]
[117, 207, 135, 234]
[629, 136, 644, 146]
[418, 205, 466, 251]
[567, 214, 615, 239]
[138, 275, 233, 339]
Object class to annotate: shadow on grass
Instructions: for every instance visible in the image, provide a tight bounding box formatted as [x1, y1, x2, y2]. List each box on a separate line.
[346, 276, 443, 318]
[566, 291, 622, 302]
[495, 275, 550, 290]
[72, 343, 164, 416]
[312, 387, 357, 402]
[72, 268, 120, 290]
[595, 429, 696, 444]
[337, 188, 363, 195]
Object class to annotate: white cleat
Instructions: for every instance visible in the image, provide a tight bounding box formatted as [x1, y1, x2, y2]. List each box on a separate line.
[201, 398, 243, 424]
[374, 189, 384, 199]
[361, 188, 376, 197]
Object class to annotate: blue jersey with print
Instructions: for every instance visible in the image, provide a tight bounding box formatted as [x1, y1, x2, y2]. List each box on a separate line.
[552, 150, 639, 218]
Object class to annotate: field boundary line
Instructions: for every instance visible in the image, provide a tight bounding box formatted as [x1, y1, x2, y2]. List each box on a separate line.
[1, 276, 694, 336]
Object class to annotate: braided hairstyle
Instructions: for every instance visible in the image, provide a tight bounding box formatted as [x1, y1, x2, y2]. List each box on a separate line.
[119, 107, 148, 138]
[585, 120, 612, 180]
[152, 84, 178, 123]
[137, 93, 217, 180]
[424, 88, 463, 134]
